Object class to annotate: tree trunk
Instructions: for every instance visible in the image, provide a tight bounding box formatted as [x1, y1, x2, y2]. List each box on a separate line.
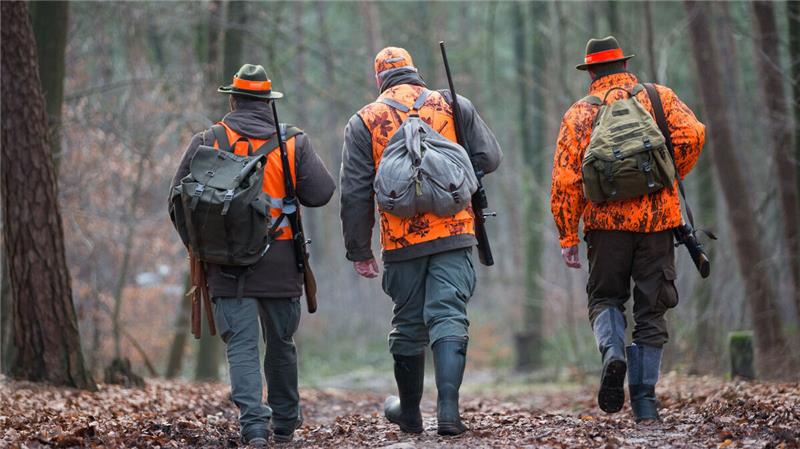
[28, 1, 69, 169]
[790, 1, 800, 220]
[0, 237, 14, 375]
[643, 1, 658, 83]
[0, 0, 93, 389]
[684, 0, 788, 372]
[195, 0, 248, 382]
[165, 274, 192, 378]
[111, 151, 149, 360]
[752, 1, 800, 327]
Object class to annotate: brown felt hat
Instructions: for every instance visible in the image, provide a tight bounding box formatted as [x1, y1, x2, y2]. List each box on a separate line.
[576, 36, 634, 71]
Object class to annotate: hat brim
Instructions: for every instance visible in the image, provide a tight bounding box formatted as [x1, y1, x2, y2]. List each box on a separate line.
[575, 54, 634, 71]
[217, 85, 284, 99]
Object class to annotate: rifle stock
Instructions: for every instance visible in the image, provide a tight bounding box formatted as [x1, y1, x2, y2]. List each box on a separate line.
[439, 41, 495, 266]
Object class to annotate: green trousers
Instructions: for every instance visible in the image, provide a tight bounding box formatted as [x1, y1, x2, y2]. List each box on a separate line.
[382, 248, 476, 357]
[213, 297, 302, 440]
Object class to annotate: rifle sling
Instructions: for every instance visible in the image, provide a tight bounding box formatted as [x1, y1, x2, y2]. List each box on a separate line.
[643, 83, 697, 230]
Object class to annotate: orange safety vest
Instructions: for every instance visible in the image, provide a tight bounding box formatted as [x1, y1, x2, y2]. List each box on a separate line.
[357, 84, 475, 251]
[213, 122, 298, 241]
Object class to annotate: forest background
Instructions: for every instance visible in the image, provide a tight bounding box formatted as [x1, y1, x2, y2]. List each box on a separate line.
[2, 0, 799, 388]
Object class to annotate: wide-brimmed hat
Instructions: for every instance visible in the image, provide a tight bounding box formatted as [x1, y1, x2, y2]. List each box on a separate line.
[374, 47, 417, 79]
[217, 64, 283, 99]
[576, 36, 634, 71]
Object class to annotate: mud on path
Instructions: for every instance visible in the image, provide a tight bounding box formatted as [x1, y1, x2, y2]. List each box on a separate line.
[1, 374, 798, 448]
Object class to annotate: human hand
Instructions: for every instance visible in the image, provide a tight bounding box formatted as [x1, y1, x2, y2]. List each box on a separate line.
[561, 245, 581, 269]
[354, 258, 380, 278]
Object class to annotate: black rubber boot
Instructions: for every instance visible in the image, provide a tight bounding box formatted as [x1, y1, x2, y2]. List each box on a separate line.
[626, 343, 662, 423]
[384, 353, 425, 434]
[433, 337, 468, 436]
[593, 308, 627, 413]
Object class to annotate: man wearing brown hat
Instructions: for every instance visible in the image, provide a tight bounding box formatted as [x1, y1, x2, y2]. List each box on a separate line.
[340, 47, 502, 436]
[170, 64, 335, 445]
[550, 37, 705, 423]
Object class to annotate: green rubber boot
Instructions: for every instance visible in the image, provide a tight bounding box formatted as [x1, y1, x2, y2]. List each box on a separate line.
[384, 353, 425, 433]
[433, 337, 468, 436]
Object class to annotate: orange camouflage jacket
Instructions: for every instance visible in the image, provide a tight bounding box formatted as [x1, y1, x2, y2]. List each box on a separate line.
[550, 72, 705, 248]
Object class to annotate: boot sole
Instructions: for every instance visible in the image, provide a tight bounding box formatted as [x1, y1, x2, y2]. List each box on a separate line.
[385, 414, 424, 434]
[598, 359, 626, 413]
[437, 422, 467, 436]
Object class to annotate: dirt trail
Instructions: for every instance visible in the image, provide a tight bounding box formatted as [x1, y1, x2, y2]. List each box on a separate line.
[1, 374, 797, 448]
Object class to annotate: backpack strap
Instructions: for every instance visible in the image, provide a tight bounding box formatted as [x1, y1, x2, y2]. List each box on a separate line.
[378, 97, 410, 113]
[631, 83, 645, 96]
[378, 88, 432, 113]
[211, 124, 230, 151]
[411, 89, 431, 111]
[582, 95, 603, 106]
[251, 124, 303, 157]
[643, 82, 696, 229]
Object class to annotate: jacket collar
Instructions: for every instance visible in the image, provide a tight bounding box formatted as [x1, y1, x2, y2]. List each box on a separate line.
[379, 68, 426, 93]
[589, 72, 639, 96]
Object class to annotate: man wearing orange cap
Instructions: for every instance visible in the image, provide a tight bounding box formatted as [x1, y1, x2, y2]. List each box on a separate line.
[550, 37, 705, 423]
[340, 47, 502, 436]
[171, 64, 335, 446]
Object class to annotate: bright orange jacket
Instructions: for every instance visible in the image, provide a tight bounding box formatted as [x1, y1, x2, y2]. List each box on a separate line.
[215, 121, 298, 241]
[550, 73, 705, 248]
[357, 84, 475, 251]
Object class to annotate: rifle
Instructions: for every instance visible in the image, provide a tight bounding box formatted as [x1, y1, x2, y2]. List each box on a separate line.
[188, 250, 215, 339]
[643, 83, 716, 278]
[440, 41, 495, 266]
[271, 101, 318, 313]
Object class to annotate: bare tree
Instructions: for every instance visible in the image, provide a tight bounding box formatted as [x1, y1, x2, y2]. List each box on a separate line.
[752, 1, 800, 326]
[0, 0, 93, 389]
[684, 0, 789, 372]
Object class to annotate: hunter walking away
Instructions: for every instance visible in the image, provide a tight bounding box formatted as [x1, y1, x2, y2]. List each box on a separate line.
[1, 1, 798, 448]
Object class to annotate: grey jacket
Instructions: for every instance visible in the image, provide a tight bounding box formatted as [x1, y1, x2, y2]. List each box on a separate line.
[340, 73, 502, 263]
[172, 100, 336, 298]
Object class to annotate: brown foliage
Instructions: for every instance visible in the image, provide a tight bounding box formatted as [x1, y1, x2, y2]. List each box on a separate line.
[1, 374, 797, 448]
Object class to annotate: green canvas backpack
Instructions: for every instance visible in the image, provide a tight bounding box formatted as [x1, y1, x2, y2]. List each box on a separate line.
[581, 84, 676, 203]
[169, 124, 301, 266]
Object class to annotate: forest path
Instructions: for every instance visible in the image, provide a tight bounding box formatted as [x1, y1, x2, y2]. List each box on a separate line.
[1, 374, 797, 448]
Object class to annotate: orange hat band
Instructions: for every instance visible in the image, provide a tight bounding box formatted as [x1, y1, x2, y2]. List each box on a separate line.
[232, 76, 271, 91]
[584, 48, 624, 65]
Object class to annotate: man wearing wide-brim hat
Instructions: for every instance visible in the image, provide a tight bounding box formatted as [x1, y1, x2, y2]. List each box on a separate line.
[170, 64, 336, 446]
[550, 36, 706, 423]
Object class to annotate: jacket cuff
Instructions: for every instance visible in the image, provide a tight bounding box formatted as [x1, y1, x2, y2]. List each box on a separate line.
[346, 248, 375, 262]
[560, 234, 580, 248]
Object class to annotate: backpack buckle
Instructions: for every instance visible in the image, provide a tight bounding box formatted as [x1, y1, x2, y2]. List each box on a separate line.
[221, 189, 235, 215]
[612, 148, 623, 160]
[643, 138, 652, 150]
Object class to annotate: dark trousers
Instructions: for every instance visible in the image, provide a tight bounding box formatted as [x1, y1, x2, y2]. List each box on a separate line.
[586, 230, 678, 348]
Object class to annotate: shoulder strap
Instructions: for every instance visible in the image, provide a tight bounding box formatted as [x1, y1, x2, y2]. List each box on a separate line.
[211, 124, 230, 151]
[378, 97, 410, 113]
[251, 125, 303, 157]
[644, 82, 696, 228]
[378, 88, 432, 113]
[581, 95, 603, 106]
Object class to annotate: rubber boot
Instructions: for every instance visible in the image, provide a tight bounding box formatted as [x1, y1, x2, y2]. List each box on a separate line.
[384, 353, 425, 433]
[626, 343, 662, 423]
[593, 308, 627, 413]
[433, 337, 468, 436]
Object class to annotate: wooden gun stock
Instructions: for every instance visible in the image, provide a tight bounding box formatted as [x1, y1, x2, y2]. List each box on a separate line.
[304, 256, 318, 313]
[188, 251, 214, 338]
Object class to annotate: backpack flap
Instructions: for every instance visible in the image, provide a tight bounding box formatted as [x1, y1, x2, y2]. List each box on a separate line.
[189, 145, 265, 191]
